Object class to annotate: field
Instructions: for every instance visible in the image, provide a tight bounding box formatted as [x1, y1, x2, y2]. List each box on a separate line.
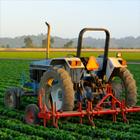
[0, 51, 140, 61]
[0, 59, 140, 140]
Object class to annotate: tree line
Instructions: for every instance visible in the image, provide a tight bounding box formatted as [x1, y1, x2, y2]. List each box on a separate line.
[0, 36, 74, 48]
[24, 37, 73, 48]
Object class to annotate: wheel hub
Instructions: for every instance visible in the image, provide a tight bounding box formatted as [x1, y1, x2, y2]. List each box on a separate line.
[51, 83, 63, 111]
[26, 111, 34, 123]
[7, 94, 14, 107]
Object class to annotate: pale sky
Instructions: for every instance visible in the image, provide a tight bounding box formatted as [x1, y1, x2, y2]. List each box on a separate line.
[0, 0, 140, 38]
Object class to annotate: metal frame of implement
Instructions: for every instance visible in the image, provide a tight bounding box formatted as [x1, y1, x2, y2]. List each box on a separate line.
[38, 84, 140, 128]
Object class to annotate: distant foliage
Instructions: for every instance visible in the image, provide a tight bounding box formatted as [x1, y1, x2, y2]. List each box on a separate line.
[0, 44, 10, 48]
[24, 37, 34, 48]
[64, 40, 73, 48]
[0, 35, 140, 48]
[42, 37, 54, 48]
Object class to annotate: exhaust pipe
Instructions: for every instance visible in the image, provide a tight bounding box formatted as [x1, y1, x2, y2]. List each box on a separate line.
[45, 22, 51, 59]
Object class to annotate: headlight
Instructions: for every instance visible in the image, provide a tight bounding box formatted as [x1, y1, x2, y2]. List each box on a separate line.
[116, 52, 122, 58]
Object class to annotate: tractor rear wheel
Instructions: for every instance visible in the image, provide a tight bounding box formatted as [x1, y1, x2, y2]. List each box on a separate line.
[25, 104, 39, 125]
[4, 87, 23, 109]
[111, 67, 137, 106]
[39, 67, 74, 111]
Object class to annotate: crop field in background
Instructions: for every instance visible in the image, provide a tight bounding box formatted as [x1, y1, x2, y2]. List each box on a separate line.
[0, 59, 140, 139]
[0, 51, 140, 61]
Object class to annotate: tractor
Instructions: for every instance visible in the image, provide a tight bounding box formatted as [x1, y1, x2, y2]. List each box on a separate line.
[4, 22, 139, 127]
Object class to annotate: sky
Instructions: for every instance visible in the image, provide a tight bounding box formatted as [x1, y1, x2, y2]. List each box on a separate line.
[0, 0, 140, 38]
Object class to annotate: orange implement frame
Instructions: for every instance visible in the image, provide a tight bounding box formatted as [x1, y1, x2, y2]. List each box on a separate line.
[38, 85, 140, 128]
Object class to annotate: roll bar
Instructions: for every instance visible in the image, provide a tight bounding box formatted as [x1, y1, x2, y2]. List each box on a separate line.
[76, 28, 110, 75]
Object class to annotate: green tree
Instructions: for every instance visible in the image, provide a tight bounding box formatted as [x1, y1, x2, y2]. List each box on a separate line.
[64, 40, 73, 48]
[24, 37, 34, 48]
[50, 37, 54, 48]
[6, 44, 10, 48]
[0, 45, 6, 48]
[42, 37, 54, 48]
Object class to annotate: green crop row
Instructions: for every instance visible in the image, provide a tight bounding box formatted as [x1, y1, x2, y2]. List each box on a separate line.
[58, 121, 140, 139]
[0, 128, 44, 140]
[0, 116, 91, 140]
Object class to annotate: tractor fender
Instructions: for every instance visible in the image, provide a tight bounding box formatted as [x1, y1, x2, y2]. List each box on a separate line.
[51, 58, 84, 83]
[106, 57, 127, 81]
[51, 57, 84, 69]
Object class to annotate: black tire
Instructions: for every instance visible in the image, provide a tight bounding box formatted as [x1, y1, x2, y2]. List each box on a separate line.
[39, 67, 74, 111]
[111, 67, 137, 106]
[25, 104, 39, 125]
[4, 87, 23, 109]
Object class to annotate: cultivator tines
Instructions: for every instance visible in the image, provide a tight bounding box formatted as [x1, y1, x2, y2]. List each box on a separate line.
[38, 84, 140, 128]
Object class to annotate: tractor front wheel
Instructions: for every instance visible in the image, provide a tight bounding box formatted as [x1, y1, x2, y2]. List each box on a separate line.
[4, 87, 23, 109]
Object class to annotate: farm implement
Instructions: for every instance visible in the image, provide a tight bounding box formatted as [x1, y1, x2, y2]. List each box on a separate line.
[4, 22, 140, 128]
[37, 84, 140, 128]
